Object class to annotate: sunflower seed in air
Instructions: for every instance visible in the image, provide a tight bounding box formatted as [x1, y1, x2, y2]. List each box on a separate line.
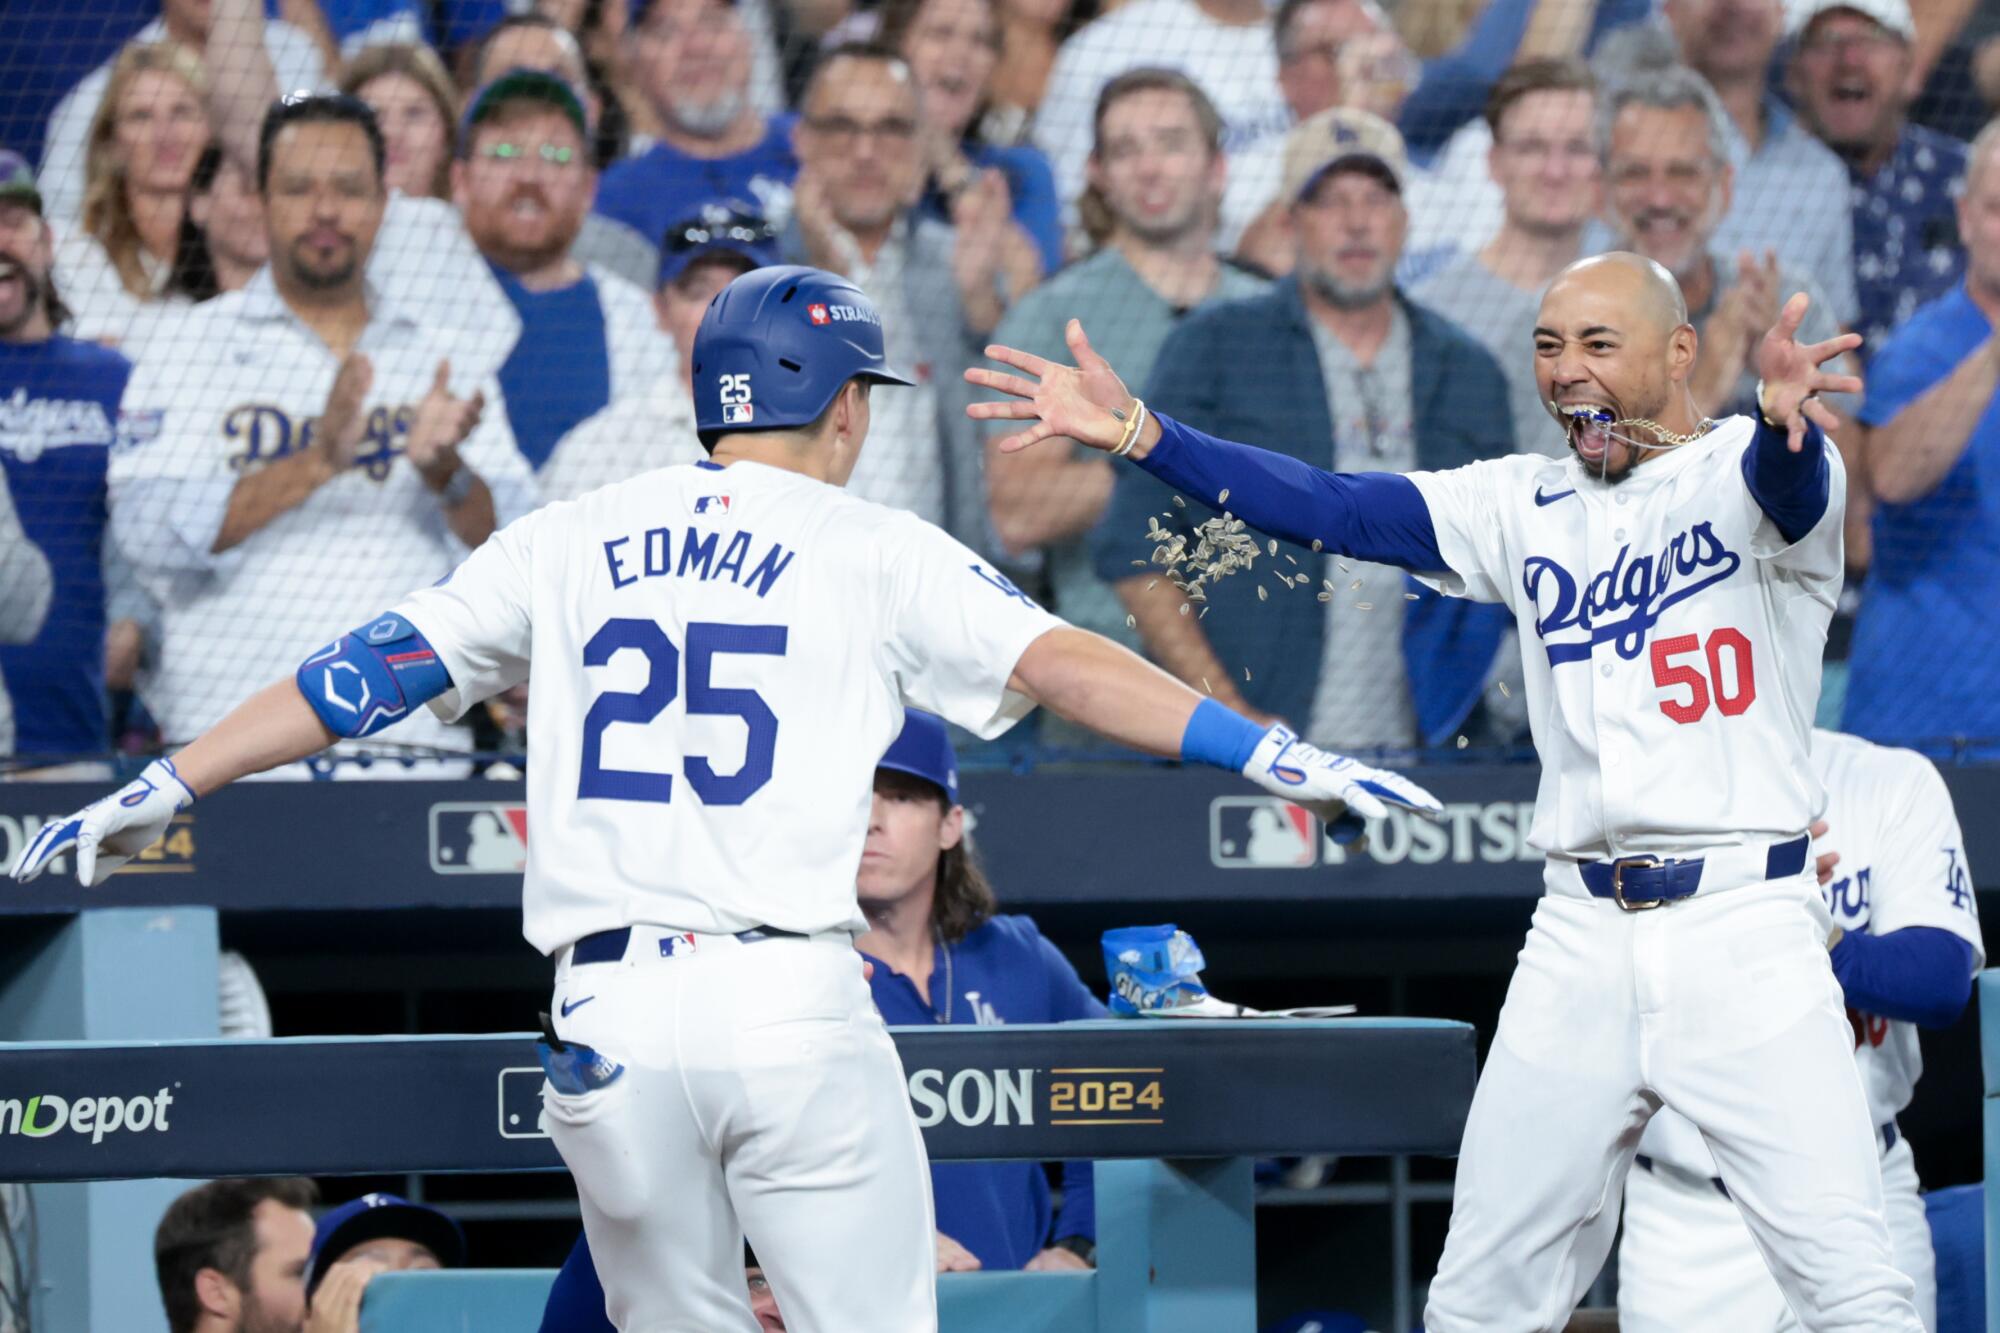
[1311, 539, 1323, 551]
[1498, 680, 1512, 698]
[1126, 615, 1137, 629]
[1257, 586, 1268, 601]
[1172, 495, 1186, 507]
[1218, 489, 1230, 503]
[1317, 592, 1332, 603]
[1355, 602, 1374, 611]
[1456, 735, 1470, 750]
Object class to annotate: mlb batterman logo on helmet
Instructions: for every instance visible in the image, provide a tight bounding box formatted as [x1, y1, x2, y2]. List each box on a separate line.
[691, 265, 914, 451]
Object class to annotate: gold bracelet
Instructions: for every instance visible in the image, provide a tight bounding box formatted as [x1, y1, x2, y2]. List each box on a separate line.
[1110, 398, 1147, 457]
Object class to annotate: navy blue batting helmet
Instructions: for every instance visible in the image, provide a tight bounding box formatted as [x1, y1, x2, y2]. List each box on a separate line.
[692, 265, 914, 449]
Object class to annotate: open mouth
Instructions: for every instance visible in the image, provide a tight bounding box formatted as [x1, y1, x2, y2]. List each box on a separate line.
[1830, 79, 1873, 104]
[1558, 402, 1618, 464]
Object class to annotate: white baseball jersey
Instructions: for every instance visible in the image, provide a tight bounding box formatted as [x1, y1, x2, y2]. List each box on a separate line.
[1406, 417, 1846, 867]
[1640, 727, 1984, 1174]
[394, 460, 1065, 954]
[108, 270, 538, 745]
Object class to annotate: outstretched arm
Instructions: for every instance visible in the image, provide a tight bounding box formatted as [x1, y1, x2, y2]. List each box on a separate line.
[1743, 292, 1864, 544]
[967, 320, 1448, 571]
[1006, 626, 1440, 828]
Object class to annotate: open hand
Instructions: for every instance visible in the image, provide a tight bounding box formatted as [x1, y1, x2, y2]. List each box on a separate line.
[406, 361, 485, 485]
[1754, 293, 1863, 452]
[965, 319, 1139, 454]
[314, 353, 374, 472]
[9, 759, 197, 886]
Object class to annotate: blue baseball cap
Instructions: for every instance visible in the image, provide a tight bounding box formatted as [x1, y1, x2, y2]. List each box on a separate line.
[658, 198, 779, 289]
[307, 1193, 466, 1297]
[880, 709, 958, 804]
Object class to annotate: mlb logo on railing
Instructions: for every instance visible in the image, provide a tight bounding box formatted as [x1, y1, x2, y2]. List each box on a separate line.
[1209, 797, 1318, 868]
[430, 803, 528, 874]
[497, 1067, 550, 1139]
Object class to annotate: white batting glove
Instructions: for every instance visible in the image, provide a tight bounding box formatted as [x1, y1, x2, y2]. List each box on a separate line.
[1242, 725, 1443, 824]
[8, 759, 196, 887]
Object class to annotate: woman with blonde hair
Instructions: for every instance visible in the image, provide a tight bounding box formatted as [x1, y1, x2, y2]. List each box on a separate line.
[55, 40, 213, 344]
[340, 43, 459, 201]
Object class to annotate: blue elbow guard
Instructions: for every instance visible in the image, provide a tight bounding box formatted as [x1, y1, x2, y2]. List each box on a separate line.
[296, 612, 453, 739]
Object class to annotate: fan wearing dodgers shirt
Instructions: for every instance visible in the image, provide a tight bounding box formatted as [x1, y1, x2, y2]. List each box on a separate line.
[0, 151, 100, 766]
[12, 263, 1441, 1331]
[968, 251, 1934, 1329]
[106, 93, 535, 758]
[1618, 728, 1981, 1332]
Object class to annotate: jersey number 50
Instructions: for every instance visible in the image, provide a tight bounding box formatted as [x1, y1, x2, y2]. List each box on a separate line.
[578, 618, 787, 805]
[1649, 628, 1756, 725]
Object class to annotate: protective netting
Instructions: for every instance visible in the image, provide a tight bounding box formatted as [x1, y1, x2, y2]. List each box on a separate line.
[1, 0, 1994, 770]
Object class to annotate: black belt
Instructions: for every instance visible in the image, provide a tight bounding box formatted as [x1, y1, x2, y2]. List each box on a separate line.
[571, 925, 806, 965]
[1581, 835, 1810, 910]
[1636, 1122, 1898, 1201]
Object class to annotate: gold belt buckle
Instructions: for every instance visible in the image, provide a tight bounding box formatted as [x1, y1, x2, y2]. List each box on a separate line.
[1612, 856, 1667, 912]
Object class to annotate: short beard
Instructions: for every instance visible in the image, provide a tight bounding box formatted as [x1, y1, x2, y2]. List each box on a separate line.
[670, 89, 745, 138]
[1120, 207, 1203, 249]
[1303, 264, 1392, 311]
[287, 256, 359, 291]
[236, 1289, 300, 1333]
[0, 272, 46, 339]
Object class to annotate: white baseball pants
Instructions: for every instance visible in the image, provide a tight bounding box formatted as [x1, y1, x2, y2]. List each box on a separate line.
[543, 929, 936, 1333]
[1423, 878, 1923, 1332]
[1619, 1131, 1936, 1332]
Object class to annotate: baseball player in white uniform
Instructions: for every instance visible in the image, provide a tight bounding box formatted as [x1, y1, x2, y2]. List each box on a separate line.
[10, 263, 1442, 1332]
[969, 249, 1928, 1330]
[107, 94, 536, 754]
[1619, 727, 1983, 1331]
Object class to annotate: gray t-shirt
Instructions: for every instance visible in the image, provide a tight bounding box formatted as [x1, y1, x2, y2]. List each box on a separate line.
[987, 248, 1269, 647]
[1411, 253, 1565, 458]
[1304, 304, 1418, 750]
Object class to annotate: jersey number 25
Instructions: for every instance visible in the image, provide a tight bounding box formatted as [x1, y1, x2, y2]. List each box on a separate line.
[579, 618, 787, 805]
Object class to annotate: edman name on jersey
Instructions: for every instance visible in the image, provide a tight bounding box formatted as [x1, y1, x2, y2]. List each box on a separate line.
[602, 525, 796, 598]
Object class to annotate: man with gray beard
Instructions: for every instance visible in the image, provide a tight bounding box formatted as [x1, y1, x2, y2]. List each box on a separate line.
[1089, 107, 1517, 750]
[591, 0, 799, 275]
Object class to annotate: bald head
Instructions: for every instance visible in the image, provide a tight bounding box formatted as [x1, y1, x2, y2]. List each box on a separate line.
[1546, 252, 1688, 333]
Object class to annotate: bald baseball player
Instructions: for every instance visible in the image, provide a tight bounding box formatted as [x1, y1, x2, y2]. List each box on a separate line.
[11, 264, 1441, 1332]
[968, 251, 1925, 1330]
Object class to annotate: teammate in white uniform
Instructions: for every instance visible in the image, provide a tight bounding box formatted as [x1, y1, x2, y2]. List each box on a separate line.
[11, 263, 1441, 1332]
[108, 95, 536, 751]
[968, 251, 1927, 1330]
[1619, 728, 1983, 1332]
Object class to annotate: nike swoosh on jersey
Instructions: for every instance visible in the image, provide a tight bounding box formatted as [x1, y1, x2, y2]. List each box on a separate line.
[559, 995, 596, 1017]
[1534, 487, 1577, 506]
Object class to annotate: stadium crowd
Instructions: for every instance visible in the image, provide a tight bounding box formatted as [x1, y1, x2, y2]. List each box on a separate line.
[3, 0, 1999, 771]
[1, 0, 1998, 1321]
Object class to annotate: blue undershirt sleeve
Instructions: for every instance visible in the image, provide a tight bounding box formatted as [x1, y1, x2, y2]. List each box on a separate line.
[1133, 413, 1447, 570]
[1827, 927, 1977, 1029]
[1741, 415, 1831, 546]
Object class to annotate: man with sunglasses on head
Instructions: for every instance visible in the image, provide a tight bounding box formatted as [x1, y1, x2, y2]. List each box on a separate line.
[451, 69, 679, 483]
[539, 198, 778, 502]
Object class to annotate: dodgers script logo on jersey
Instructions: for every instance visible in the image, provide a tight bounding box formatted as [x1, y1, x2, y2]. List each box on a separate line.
[1523, 520, 1744, 665]
[0, 388, 116, 460]
[221, 402, 414, 481]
